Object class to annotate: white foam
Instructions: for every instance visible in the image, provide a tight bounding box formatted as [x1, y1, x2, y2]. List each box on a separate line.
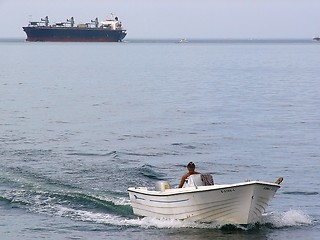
[92, 210, 313, 229]
[21, 193, 314, 230]
[125, 217, 208, 229]
[120, 217, 247, 229]
[96, 195, 131, 206]
[260, 209, 313, 228]
[50, 205, 221, 229]
[68, 211, 225, 229]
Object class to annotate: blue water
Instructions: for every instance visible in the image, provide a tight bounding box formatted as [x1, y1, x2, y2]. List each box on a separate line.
[0, 39, 319, 239]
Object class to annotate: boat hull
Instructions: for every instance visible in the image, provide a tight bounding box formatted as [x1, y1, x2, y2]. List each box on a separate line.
[23, 27, 127, 42]
[128, 181, 280, 225]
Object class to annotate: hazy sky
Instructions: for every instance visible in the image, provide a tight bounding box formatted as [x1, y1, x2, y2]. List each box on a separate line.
[0, 0, 319, 39]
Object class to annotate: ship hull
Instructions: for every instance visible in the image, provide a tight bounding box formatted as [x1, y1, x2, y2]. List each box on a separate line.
[23, 27, 126, 42]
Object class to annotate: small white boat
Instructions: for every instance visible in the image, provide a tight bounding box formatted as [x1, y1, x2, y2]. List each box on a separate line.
[128, 174, 283, 226]
[178, 38, 188, 43]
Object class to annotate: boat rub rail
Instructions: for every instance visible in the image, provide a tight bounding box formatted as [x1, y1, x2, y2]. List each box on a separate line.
[128, 181, 280, 197]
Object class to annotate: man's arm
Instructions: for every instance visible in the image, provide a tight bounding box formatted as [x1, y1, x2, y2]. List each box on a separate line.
[178, 174, 188, 188]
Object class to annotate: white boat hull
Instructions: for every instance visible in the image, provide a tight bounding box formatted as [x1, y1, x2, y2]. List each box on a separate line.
[128, 180, 280, 225]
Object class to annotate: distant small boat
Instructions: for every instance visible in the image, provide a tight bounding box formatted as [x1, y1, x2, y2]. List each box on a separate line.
[313, 36, 320, 41]
[178, 38, 188, 43]
[128, 174, 283, 226]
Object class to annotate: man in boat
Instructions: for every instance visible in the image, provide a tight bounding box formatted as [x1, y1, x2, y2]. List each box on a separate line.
[178, 162, 200, 188]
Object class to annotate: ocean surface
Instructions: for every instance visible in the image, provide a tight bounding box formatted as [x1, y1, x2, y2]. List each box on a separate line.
[0, 39, 319, 239]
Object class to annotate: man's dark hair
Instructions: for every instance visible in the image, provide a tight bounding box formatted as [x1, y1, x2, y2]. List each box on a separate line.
[187, 162, 195, 168]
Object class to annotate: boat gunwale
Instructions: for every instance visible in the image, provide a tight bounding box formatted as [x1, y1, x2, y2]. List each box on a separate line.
[128, 181, 280, 197]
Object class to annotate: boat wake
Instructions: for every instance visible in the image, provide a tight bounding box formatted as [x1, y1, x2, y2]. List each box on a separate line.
[0, 168, 313, 231]
[0, 185, 313, 230]
[61, 209, 313, 230]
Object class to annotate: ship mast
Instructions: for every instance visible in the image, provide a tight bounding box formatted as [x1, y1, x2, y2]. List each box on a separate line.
[91, 17, 99, 28]
[66, 17, 75, 27]
[40, 16, 49, 26]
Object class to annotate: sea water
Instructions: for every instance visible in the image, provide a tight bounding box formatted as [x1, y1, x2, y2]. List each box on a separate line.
[0, 39, 319, 239]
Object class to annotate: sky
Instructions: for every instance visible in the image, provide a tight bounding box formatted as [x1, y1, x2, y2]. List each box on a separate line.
[0, 0, 319, 39]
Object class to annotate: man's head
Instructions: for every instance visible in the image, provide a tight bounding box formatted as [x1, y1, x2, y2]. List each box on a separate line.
[187, 162, 195, 171]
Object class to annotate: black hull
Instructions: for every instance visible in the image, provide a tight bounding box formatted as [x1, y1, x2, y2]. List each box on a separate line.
[23, 27, 126, 42]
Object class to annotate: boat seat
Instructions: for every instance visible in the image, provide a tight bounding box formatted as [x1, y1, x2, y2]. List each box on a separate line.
[183, 174, 214, 188]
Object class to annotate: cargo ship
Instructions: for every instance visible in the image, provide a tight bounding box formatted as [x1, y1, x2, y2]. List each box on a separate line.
[23, 15, 126, 42]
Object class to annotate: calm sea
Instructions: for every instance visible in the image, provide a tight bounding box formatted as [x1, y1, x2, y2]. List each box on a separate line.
[0, 39, 319, 239]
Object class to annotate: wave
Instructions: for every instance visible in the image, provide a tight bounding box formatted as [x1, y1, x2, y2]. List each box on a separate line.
[122, 151, 179, 157]
[171, 143, 197, 149]
[0, 167, 313, 231]
[283, 191, 319, 196]
[138, 164, 166, 180]
[118, 209, 313, 230]
[0, 167, 133, 218]
[58, 192, 133, 216]
[259, 209, 313, 228]
[41, 209, 312, 230]
[1, 185, 313, 231]
[1, 188, 132, 217]
[66, 150, 118, 157]
[66, 150, 179, 158]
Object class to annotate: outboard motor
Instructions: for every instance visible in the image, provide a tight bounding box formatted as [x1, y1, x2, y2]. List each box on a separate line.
[155, 181, 170, 191]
